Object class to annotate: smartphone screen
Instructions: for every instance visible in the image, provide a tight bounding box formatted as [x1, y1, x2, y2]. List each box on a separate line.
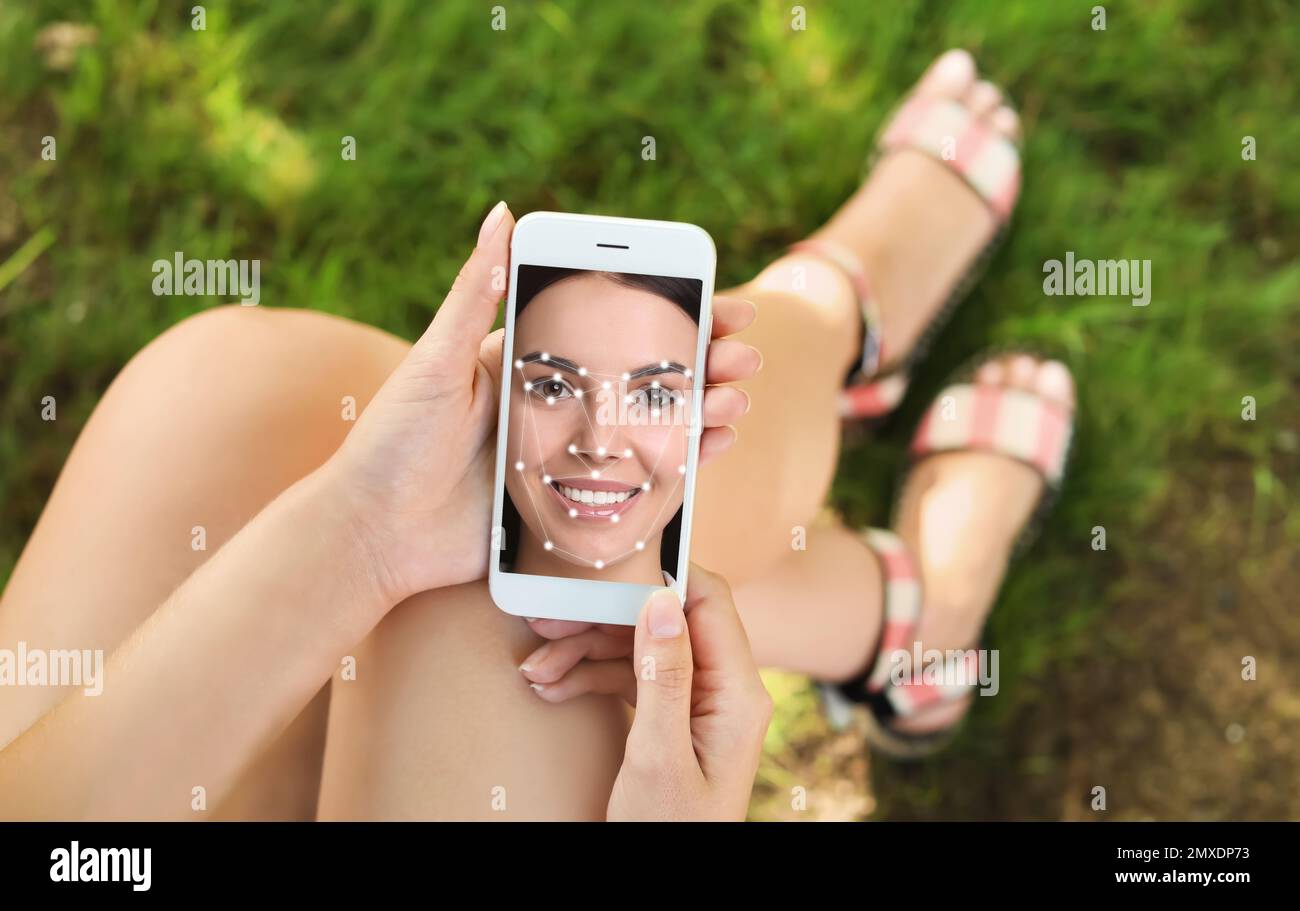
[489, 213, 715, 625]
[498, 264, 703, 588]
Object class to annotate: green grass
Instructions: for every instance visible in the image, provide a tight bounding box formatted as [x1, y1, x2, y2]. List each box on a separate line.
[2, 0, 1298, 818]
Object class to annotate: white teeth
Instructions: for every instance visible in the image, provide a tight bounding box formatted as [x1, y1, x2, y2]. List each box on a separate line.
[556, 484, 634, 506]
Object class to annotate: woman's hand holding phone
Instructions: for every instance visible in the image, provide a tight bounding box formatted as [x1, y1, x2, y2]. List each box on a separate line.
[322, 203, 760, 606]
[520, 565, 772, 821]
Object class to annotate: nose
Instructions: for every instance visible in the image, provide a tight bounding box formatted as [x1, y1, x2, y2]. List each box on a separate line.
[570, 421, 626, 471]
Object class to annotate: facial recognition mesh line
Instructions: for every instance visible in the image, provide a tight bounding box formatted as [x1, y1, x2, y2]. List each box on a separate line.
[512, 352, 691, 570]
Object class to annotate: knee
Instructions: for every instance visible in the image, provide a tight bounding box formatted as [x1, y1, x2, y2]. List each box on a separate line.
[106, 305, 406, 457]
[362, 582, 540, 676]
[126, 304, 403, 393]
[746, 254, 858, 330]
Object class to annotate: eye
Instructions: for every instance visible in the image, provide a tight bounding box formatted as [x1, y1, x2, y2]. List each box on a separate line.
[634, 386, 678, 409]
[528, 377, 575, 402]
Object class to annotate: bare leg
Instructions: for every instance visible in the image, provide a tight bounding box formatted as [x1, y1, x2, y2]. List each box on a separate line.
[315, 582, 627, 820]
[693, 50, 1030, 688]
[0, 305, 408, 818]
[731, 517, 884, 682]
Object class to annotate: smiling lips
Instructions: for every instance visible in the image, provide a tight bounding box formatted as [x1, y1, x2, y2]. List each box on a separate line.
[546, 477, 643, 519]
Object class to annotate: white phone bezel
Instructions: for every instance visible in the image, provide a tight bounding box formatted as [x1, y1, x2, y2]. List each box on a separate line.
[488, 211, 716, 626]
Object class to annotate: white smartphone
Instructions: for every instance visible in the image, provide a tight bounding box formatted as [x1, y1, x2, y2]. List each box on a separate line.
[489, 212, 716, 625]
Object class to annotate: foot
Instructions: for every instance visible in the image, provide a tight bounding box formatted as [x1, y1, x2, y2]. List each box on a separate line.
[888, 354, 1075, 735]
[799, 49, 1021, 376]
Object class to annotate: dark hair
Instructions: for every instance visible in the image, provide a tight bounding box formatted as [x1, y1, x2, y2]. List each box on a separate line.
[515, 266, 701, 325]
[502, 266, 701, 578]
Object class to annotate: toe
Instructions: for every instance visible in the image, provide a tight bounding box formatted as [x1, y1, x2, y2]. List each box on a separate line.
[916, 48, 977, 100]
[965, 79, 1003, 120]
[975, 360, 1003, 385]
[1005, 354, 1038, 389]
[1034, 360, 1076, 410]
[990, 105, 1022, 144]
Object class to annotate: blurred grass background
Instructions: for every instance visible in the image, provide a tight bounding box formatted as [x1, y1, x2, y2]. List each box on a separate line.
[1, 1, 1297, 819]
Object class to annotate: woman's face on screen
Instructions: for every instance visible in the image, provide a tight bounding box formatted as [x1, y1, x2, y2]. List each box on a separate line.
[505, 272, 698, 571]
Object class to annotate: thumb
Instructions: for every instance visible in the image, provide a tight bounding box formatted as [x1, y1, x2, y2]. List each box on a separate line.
[411, 200, 513, 367]
[627, 588, 695, 763]
[477, 328, 506, 393]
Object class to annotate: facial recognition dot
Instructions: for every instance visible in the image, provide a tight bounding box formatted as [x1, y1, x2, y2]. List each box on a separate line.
[524, 381, 533, 391]
[552, 372, 560, 381]
[610, 514, 620, 523]
[623, 448, 633, 458]
[514, 359, 524, 369]
[635, 541, 645, 551]
[541, 352, 550, 361]
[568, 444, 577, 454]
[543, 541, 553, 551]
[602, 381, 611, 390]
[591, 470, 600, 479]
[641, 481, 651, 491]
[578, 366, 588, 377]
[542, 474, 552, 484]
[678, 464, 686, 474]
[684, 369, 693, 379]
[546, 396, 555, 405]
[597, 446, 606, 456]
[569, 508, 578, 518]
[651, 409, 660, 418]
[621, 372, 630, 381]
[514, 461, 524, 471]
[594, 560, 605, 569]
[575, 389, 584, 399]
[660, 360, 669, 369]
[651, 380, 660, 389]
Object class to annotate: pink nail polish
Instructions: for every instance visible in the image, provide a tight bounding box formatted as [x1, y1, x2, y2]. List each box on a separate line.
[477, 200, 507, 247]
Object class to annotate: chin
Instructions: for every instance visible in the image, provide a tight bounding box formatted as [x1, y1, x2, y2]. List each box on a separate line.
[559, 532, 636, 568]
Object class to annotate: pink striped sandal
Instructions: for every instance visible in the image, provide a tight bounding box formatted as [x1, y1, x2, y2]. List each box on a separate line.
[820, 355, 1075, 758]
[790, 90, 1023, 422]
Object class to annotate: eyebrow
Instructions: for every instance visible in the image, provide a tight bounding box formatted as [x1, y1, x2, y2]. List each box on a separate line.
[627, 361, 689, 380]
[518, 352, 689, 380]
[518, 352, 581, 374]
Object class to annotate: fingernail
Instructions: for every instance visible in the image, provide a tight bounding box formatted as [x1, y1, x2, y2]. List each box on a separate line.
[740, 389, 752, 415]
[647, 588, 684, 639]
[529, 683, 545, 693]
[751, 346, 764, 372]
[523, 617, 538, 623]
[519, 643, 550, 673]
[726, 424, 739, 444]
[477, 200, 508, 247]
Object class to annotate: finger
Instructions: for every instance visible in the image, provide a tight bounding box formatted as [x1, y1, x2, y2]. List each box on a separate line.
[410, 201, 514, 367]
[627, 588, 695, 763]
[525, 618, 594, 639]
[525, 618, 634, 640]
[519, 629, 635, 684]
[710, 296, 757, 339]
[705, 338, 762, 385]
[698, 425, 738, 465]
[680, 564, 772, 777]
[681, 564, 764, 693]
[701, 385, 749, 429]
[527, 659, 638, 705]
[477, 328, 506, 392]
